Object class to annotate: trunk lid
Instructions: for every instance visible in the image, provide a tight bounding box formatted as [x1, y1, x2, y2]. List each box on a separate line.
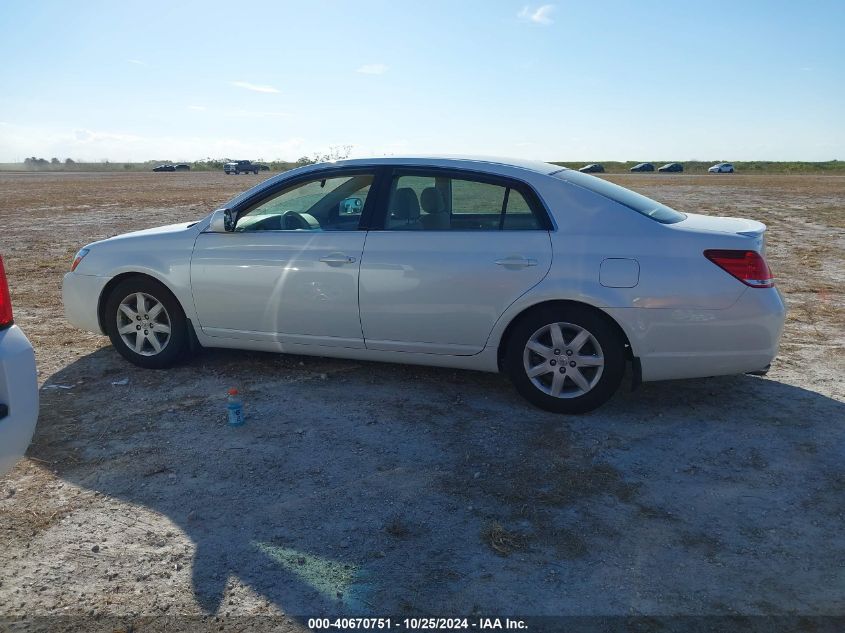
[675, 212, 766, 238]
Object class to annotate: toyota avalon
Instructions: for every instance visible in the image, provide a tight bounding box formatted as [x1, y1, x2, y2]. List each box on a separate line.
[63, 156, 785, 413]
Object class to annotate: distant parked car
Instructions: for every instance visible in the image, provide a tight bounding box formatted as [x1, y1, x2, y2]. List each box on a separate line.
[258, 164, 270, 171]
[658, 163, 684, 173]
[630, 163, 655, 172]
[153, 164, 176, 172]
[174, 164, 191, 171]
[224, 160, 261, 175]
[63, 155, 785, 414]
[709, 163, 735, 173]
[579, 164, 605, 173]
[0, 255, 38, 476]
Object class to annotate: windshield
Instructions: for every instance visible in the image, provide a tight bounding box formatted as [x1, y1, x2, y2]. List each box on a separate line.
[552, 170, 686, 224]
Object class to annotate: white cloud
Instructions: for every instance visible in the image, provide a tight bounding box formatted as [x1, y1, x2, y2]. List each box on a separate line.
[186, 105, 289, 118]
[227, 109, 290, 118]
[518, 4, 555, 24]
[73, 128, 142, 143]
[355, 63, 389, 75]
[230, 81, 281, 94]
[127, 59, 147, 66]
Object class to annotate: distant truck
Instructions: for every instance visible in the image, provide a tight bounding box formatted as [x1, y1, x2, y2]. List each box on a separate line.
[224, 160, 265, 175]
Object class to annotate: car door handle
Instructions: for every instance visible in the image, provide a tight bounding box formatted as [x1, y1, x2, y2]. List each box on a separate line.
[495, 256, 537, 268]
[319, 254, 357, 265]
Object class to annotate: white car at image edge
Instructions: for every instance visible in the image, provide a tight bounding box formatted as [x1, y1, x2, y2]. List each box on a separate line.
[0, 256, 39, 476]
[63, 156, 786, 413]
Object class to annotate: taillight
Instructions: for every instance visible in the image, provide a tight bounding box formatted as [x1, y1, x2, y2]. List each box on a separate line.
[71, 248, 90, 272]
[0, 256, 13, 329]
[704, 249, 774, 288]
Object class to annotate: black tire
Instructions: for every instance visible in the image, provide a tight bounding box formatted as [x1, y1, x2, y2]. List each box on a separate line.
[104, 277, 190, 369]
[504, 305, 625, 414]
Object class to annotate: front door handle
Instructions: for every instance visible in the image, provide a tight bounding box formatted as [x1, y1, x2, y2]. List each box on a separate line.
[495, 256, 537, 269]
[320, 253, 357, 265]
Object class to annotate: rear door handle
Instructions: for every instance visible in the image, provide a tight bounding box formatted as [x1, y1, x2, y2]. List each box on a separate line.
[319, 253, 357, 265]
[495, 256, 537, 269]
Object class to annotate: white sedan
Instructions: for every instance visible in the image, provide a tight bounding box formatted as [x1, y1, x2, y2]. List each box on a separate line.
[709, 162, 735, 173]
[63, 156, 785, 413]
[0, 256, 38, 476]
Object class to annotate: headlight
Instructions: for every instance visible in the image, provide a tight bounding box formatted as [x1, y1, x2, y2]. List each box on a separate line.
[71, 248, 90, 272]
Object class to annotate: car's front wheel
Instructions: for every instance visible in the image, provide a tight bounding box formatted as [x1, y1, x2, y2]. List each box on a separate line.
[104, 277, 189, 369]
[505, 305, 625, 414]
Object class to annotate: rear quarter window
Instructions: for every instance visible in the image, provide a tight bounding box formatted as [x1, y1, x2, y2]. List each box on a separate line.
[553, 170, 686, 224]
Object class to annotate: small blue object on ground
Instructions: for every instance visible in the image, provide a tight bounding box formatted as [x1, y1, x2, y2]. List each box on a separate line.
[227, 388, 244, 427]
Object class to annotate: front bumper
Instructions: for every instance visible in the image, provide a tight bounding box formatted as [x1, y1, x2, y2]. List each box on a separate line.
[607, 287, 787, 382]
[0, 325, 38, 476]
[63, 272, 111, 334]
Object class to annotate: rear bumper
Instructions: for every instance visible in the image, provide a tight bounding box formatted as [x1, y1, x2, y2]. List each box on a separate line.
[0, 325, 38, 476]
[63, 272, 111, 334]
[607, 287, 786, 382]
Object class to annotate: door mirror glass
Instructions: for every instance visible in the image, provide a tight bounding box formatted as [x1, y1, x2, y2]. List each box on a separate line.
[209, 208, 235, 232]
[339, 197, 363, 216]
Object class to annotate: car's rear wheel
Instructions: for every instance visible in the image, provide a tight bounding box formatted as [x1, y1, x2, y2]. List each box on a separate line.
[104, 277, 189, 369]
[505, 305, 625, 414]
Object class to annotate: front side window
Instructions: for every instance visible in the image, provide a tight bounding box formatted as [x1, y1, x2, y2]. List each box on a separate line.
[386, 172, 542, 231]
[236, 173, 374, 232]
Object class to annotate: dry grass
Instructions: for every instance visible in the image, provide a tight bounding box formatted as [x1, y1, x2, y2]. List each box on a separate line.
[481, 522, 524, 556]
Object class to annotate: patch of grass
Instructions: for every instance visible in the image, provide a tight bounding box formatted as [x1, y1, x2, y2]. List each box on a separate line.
[679, 531, 724, 562]
[481, 522, 525, 556]
[384, 515, 412, 538]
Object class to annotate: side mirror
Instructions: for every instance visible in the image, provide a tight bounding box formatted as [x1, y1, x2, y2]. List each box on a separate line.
[339, 197, 363, 215]
[208, 208, 236, 232]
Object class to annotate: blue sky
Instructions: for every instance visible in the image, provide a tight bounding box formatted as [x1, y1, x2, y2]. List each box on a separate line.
[0, 0, 843, 162]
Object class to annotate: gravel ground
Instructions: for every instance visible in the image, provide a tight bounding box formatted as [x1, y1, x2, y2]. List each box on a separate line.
[0, 171, 843, 631]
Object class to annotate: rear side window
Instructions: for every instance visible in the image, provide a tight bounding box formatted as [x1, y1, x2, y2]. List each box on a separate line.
[554, 170, 686, 224]
[386, 172, 543, 231]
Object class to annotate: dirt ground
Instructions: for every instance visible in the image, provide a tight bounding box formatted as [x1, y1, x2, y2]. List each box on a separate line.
[0, 171, 843, 629]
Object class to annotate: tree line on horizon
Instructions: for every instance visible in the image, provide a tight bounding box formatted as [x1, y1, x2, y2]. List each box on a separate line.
[13, 146, 355, 171]
[7, 152, 844, 175]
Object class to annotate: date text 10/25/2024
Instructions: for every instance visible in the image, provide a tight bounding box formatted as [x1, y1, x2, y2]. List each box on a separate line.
[307, 618, 528, 630]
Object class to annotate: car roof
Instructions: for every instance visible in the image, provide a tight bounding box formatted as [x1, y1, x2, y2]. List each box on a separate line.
[223, 155, 568, 210]
[324, 155, 563, 176]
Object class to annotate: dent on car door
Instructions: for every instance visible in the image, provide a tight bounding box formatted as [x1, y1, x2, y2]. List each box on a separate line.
[359, 170, 553, 355]
[190, 170, 375, 348]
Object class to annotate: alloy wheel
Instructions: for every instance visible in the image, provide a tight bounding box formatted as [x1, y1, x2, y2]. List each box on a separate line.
[116, 292, 172, 356]
[522, 322, 604, 398]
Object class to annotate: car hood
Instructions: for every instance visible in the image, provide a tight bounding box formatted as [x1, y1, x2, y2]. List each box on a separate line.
[95, 222, 198, 244]
[675, 212, 765, 236]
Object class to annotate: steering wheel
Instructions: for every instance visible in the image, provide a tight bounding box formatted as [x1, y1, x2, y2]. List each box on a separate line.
[281, 211, 320, 230]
